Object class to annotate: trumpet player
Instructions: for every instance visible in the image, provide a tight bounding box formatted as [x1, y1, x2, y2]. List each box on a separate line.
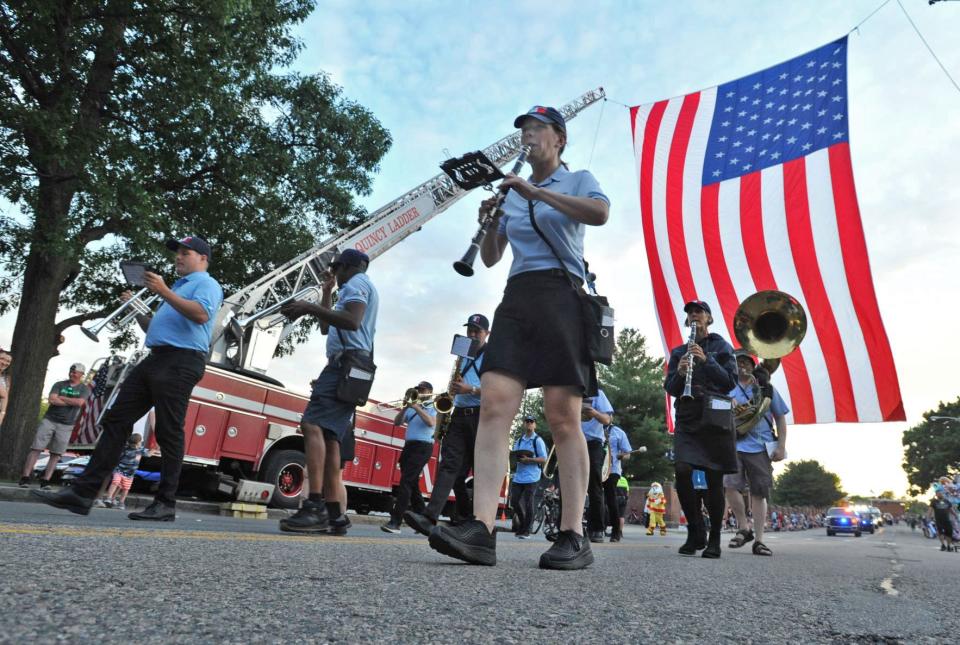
[664, 300, 738, 558]
[405, 314, 488, 536]
[35, 236, 222, 521]
[382, 382, 437, 534]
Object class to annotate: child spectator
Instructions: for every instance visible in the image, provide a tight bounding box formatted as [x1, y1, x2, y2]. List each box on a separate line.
[95, 433, 148, 510]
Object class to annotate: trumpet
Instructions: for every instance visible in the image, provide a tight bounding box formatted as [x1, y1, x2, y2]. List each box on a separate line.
[379, 388, 451, 411]
[453, 145, 531, 277]
[234, 286, 323, 329]
[81, 287, 161, 342]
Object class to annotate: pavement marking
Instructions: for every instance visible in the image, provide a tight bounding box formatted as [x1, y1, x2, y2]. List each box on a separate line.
[880, 576, 899, 597]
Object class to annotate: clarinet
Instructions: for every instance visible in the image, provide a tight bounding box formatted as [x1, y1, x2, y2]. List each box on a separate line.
[680, 321, 698, 400]
[453, 145, 532, 276]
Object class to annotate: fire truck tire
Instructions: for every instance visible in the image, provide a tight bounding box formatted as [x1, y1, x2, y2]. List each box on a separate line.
[260, 449, 307, 509]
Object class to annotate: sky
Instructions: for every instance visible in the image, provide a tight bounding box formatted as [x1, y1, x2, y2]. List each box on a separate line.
[3, 0, 958, 497]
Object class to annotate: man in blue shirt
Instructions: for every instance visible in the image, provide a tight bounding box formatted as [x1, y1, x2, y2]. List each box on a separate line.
[603, 422, 633, 542]
[36, 235, 222, 521]
[405, 313, 489, 536]
[581, 388, 613, 543]
[511, 416, 548, 539]
[382, 381, 437, 534]
[277, 248, 378, 535]
[723, 350, 789, 556]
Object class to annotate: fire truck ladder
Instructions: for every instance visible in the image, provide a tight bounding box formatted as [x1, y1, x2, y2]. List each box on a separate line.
[209, 87, 606, 375]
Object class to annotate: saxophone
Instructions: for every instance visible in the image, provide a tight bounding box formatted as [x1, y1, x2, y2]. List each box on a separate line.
[433, 357, 460, 441]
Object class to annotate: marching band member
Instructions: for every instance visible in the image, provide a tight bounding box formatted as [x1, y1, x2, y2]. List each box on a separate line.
[382, 381, 437, 534]
[511, 415, 548, 538]
[277, 249, 378, 534]
[664, 300, 738, 558]
[603, 420, 633, 542]
[428, 104, 609, 570]
[405, 315, 488, 535]
[35, 236, 223, 521]
[581, 388, 613, 543]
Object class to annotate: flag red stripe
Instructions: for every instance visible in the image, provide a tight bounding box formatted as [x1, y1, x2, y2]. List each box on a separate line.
[828, 144, 905, 421]
[638, 101, 683, 350]
[700, 182, 740, 343]
[738, 170, 816, 423]
[665, 93, 701, 305]
[783, 157, 858, 422]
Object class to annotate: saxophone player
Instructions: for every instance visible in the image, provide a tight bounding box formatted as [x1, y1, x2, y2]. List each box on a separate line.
[405, 314, 489, 535]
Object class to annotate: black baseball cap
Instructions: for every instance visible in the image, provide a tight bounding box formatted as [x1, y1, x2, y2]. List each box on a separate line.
[464, 313, 489, 331]
[416, 381, 433, 391]
[166, 235, 213, 260]
[514, 105, 566, 131]
[683, 300, 712, 315]
[330, 248, 370, 269]
[524, 415, 536, 422]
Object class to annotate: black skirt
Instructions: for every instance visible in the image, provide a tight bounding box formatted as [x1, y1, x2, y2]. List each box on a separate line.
[672, 397, 739, 473]
[481, 269, 597, 397]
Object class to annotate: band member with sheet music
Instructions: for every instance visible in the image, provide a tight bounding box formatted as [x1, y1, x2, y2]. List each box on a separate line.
[405, 314, 488, 535]
[581, 388, 613, 543]
[664, 300, 738, 559]
[511, 415, 548, 539]
[604, 420, 632, 542]
[277, 248, 378, 535]
[428, 105, 609, 570]
[35, 236, 222, 522]
[382, 381, 437, 534]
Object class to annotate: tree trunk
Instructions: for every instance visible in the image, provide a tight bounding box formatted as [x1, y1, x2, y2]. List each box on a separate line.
[0, 180, 74, 479]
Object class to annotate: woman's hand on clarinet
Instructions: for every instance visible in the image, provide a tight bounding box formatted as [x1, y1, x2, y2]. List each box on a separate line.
[478, 196, 502, 223]
[499, 174, 541, 201]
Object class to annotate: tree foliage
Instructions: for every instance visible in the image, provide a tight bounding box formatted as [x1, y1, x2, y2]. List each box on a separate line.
[0, 0, 391, 476]
[901, 397, 960, 496]
[772, 460, 845, 507]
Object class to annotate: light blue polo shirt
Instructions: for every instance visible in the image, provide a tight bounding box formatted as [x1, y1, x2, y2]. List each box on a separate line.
[401, 405, 437, 444]
[326, 272, 378, 358]
[513, 432, 547, 484]
[497, 165, 609, 281]
[607, 425, 632, 476]
[581, 389, 614, 441]
[452, 350, 484, 408]
[145, 271, 223, 352]
[728, 383, 789, 453]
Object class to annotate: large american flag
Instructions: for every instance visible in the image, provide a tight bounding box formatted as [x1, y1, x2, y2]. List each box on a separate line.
[74, 360, 111, 445]
[632, 37, 904, 424]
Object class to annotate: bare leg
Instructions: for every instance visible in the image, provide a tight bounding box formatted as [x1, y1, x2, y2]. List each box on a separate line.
[725, 488, 748, 530]
[473, 371, 525, 532]
[322, 437, 345, 508]
[751, 496, 768, 543]
[118, 488, 130, 503]
[43, 453, 62, 481]
[302, 422, 326, 498]
[544, 386, 588, 535]
[105, 483, 120, 500]
[21, 450, 42, 477]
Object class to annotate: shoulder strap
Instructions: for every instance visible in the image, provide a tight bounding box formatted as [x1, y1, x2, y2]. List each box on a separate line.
[527, 200, 580, 292]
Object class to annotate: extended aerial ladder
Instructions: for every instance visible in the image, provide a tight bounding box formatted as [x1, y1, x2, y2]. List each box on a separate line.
[208, 88, 606, 376]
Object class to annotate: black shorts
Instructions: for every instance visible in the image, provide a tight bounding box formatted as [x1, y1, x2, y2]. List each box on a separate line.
[481, 269, 597, 396]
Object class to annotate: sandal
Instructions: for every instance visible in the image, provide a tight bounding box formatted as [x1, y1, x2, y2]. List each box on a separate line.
[728, 528, 754, 548]
[752, 540, 772, 556]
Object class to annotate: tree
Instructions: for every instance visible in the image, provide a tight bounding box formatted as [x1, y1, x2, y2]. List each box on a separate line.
[0, 1, 391, 477]
[772, 460, 845, 507]
[901, 397, 960, 496]
[878, 490, 896, 500]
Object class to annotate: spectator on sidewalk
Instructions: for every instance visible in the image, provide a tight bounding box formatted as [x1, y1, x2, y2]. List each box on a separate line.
[95, 433, 150, 511]
[0, 350, 12, 427]
[19, 363, 90, 488]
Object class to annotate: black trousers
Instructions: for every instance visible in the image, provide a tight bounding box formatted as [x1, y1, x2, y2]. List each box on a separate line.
[603, 472, 624, 536]
[73, 348, 206, 506]
[390, 440, 433, 522]
[585, 439, 606, 533]
[426, 410, 478, 520]
[511, 481, 538, 535]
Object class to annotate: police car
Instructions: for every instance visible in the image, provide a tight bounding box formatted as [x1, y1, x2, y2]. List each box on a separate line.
[825, 507, 862, 537]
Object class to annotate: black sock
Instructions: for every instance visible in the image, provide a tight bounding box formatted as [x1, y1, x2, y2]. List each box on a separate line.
[674, 462, 702, 537]
[704, 469, 726, 542]
[325, 502, 341, 518]
[308, 493, 323, 504]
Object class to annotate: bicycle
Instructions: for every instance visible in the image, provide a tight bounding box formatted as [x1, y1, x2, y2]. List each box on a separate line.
[530, 486, 561, 539]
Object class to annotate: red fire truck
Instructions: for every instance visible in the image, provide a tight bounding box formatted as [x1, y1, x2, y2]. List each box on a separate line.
[72, 89, 605, 511]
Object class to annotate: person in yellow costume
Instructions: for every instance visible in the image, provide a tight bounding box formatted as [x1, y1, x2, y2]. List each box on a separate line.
[646, 482, 667, 536]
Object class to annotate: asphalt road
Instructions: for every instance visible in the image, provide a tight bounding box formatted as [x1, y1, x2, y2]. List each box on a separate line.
[0, 500, 957, 644]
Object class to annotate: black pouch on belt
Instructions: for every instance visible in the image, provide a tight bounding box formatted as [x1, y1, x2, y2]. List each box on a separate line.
[700, 394, 735, 433]
[334, 328, 377, 406]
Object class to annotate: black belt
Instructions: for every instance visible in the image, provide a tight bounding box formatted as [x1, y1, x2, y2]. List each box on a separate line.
[149, 345, 206, 358]
[452, 406, 481, 417]
[327, 349, 373, 367]
[507, 268, 583, 287]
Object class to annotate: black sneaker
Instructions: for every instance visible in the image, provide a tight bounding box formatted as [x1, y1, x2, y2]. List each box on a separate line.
[380, 520, 402, 534]
[18, 476, 30, 488]
[539, 530, 594, 570]
[31, 487, 93, 516]
[428, 519, 497, 566]
[678, 524, 706, 555]
[279, 500, 329, 533]
[588, 530, 605, 544]
[128, 501, 176, 522]
[404, 510, 437, 537]
[38, 479, 52, 490]
[942, 544, 948, 551]
[328, 514, 352, 536]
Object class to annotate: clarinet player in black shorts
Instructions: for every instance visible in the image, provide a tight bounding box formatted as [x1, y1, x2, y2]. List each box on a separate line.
[665, 300, 738, 559]
[428, 105, 610, 570]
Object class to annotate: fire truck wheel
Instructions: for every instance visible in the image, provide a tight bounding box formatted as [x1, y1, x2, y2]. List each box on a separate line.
[260, 449, 307, 509]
